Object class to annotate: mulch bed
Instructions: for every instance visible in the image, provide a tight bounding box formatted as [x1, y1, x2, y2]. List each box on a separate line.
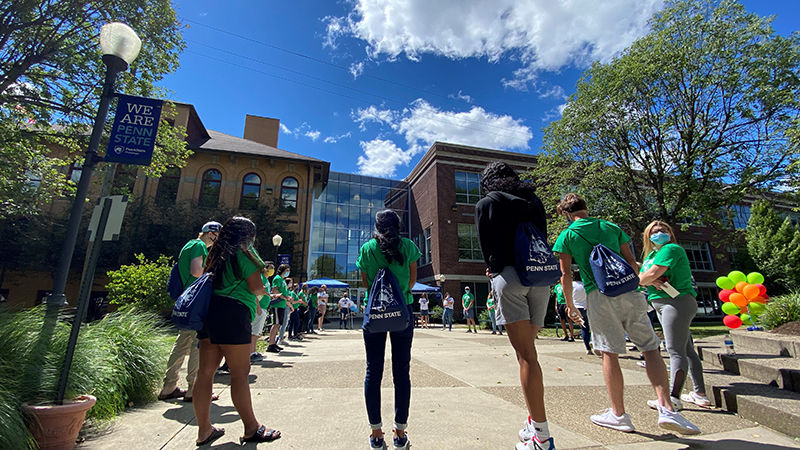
[772, 320, 800, 336]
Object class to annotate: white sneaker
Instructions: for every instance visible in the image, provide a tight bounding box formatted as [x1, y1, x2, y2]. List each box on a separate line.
[647, 396, 682, 411]
[657, 405, 701, 435]
[279, 339, 289, 346]
[681, 392, 712, 408]
[590, 408, 635, 432]
[516, 436, 555, 450]
[518, 417, 535, 442]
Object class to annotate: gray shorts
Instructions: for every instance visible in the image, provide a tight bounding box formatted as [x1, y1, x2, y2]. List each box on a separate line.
[492, 266, 550, 327]
[251, 308, 268, 337]
[587, 289, 659, 354]
[464, 308, 475, 319]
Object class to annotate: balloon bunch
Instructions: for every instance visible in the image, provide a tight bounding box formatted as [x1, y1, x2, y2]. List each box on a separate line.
[716, 271, 769, 330]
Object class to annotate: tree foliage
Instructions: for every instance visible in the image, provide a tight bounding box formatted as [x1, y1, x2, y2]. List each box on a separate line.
[746, 201, 800, 293]
[106, 253, 174, 315]
[0, 0, 188, 217]
[532, 0, 800, 236]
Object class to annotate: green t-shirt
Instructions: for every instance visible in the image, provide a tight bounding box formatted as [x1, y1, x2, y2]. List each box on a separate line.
[309, 293, 318, 308]
[642, 243, 697, 300]
[290, 291, 301, 308]
[178, 239, 208, 288]
[271, 275, 289, 309]
[487, 297, 495, 309]
[213, 248, 264, 321]
[298, 291, 307, 306]
[462, 292, 474, 309]
[553, 217, 631, 295]
[356, 237, 422, 305]
[555, 284, 565, 304]
[259, 274, 272, 309]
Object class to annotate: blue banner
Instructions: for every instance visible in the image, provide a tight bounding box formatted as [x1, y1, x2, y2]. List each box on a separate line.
[105, 94, 163, 166]
[278, 254, 291, 267]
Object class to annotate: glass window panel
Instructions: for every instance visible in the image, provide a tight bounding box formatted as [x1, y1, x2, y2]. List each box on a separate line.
[321, 254, 334, 276]
[323, 228, 336, 252]
[335, 253, 347, 278]
[455, 171, 466, 182]
[349, 205, 360, 228]
[456, 193, 468, 203]
[325, 182, 338, 203]
[338, 182, 350, 204]
[311, 228, 322, 252]
[336, 229, 348, 253]
[323, 203, 336, 227]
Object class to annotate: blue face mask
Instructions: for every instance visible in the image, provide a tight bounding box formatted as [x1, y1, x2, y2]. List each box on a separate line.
[650, 232, 671, 246]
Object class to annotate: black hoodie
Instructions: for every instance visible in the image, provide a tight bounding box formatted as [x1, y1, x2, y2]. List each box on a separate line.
[474, 191, 547, 274]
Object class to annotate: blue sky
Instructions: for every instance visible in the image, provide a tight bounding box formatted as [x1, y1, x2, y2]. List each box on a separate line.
[159, 0, 798, 179]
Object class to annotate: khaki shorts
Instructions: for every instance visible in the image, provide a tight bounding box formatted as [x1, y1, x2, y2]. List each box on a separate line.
[586, 289, 659, 354]
[492, 266, 550, 327]
[251, 308, 268, 337]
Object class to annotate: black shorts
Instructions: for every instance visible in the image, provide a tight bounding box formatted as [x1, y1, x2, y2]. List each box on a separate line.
[196, 295, 252, 345]
[557, 303, 568, 319]
[420, 310, 429, 316]
[270, 307, 285, 325]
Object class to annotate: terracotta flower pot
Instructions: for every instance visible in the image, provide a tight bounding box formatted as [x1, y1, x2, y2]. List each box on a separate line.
[22, 395, 96, 450]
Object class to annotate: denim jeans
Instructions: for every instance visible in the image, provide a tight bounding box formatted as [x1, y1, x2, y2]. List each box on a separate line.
[278, 307, 290, 341]
[489, 309, 502, 333]
[288, 309, 300, 337]
[442, 308, 453, 330]
[306, 307, 317, 332]
[363, 304, 414, 428]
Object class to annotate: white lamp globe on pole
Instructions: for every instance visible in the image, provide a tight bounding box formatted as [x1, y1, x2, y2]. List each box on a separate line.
[99, 22, 141, 70]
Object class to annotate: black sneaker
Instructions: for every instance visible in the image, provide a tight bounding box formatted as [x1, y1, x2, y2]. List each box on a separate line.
[266, 344, 281, 353]
[250, 352, 264, 362]
[217, 362, 229, 373]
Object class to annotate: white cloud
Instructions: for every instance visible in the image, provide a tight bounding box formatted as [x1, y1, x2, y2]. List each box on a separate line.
[357, 139, 412, 177]
[279, 123, 292, 135]
[352, 98, 533, 176]
[557, 103, 568, 115]
[351, 105, 395, 131]
[304, 130, 321, 141]
[448, 90, 473, 104]
[325, 0, 662, 89]
[323, 132, 352, 144]
[349, 61, 365, 78]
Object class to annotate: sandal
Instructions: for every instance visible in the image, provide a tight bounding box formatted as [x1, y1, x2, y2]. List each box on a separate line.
[158, 387, 186, 401]
[183, 392, 220, 403]
[240, 424, 281, 443]
[196, 427, 224, 446]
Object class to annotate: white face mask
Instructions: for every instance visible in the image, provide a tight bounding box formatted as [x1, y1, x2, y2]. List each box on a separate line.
[283, 271, 290, 278]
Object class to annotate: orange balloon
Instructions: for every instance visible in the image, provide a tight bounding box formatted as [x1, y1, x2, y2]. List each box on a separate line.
[729, 293, 748, 308]
[743, 284, 760, 300]
[735, 281, 748, 293]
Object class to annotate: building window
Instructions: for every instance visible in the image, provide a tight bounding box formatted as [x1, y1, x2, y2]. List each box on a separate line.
[455, 170, 482, 204]
[281, 177, 299, 212]
[680, 241, 714, 272]
[199, 169, 222, 208]
[112, 164, 137, 195]
[417, 228, 432, 266]
[458, 223, 483, 261]
[67, 161, 83, 184]
[240, 173, 261, 210]
[695, 285, 721, 316]
[729, 204, 751, 229]
[155, 167, 180, 205]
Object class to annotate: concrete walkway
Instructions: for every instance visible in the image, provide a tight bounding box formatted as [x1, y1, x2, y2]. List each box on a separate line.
[81, 327, 800, 449]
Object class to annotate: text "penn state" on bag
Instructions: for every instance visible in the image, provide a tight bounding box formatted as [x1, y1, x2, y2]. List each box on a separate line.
[171, 272, 214, 330]
[571, 227, 639, 297]
[514, 221, 561, 286]
[362, 268, 410, 333]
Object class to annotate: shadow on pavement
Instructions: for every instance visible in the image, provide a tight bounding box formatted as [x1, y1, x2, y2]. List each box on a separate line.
[213, 373, 258, 385]
[162, 401, 239, 425]
[667, 437, 799, 449]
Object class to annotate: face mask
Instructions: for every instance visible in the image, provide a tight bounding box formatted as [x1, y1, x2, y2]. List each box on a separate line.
[265, 268, 275, 277]
[283, 271, 290, 278]
[650, 232, 671, 246]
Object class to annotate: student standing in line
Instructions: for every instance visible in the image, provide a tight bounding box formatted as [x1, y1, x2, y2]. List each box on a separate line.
[317, 284, 329, 331]
[571, 272, 592, 355]
[297, 283, 309, 336]
[338, 293, 351, 329]
[554, 283, 576, 342]
[306, 286, 319, 334]
[462, 286, 478, 333]
[639, 221, 711, 409]
[486, 289, 502, 335]
[357, 210, 420, 450]
[441, 292, 454, 331]
[248, 261, 277, 362]
[159, 222, 221, 403]
[554, 193, 700, 435]
[418, 293, 430, 328]
[287, 280, 304, 341]
[193, 216, 281, 445]
[268, 264, 291, 350]
[475, 162, 554, 450]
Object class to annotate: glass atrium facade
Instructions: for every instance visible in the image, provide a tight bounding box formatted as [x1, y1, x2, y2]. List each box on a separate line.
[307, 172, 410, 290]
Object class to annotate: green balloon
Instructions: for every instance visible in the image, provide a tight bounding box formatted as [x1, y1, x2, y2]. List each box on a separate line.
[740, 313, 752, 324]
[747, 272, 765, 284]
[721, 302, 741, 315]
[716, 276, 735, 290]
[728, 271, 747, 283]
[748, 302, 766, 316]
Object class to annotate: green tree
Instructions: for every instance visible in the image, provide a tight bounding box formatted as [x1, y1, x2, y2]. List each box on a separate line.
[0, 0, 188, 217]
[746, 201, 800, 293]
[533, 0, 800, 236]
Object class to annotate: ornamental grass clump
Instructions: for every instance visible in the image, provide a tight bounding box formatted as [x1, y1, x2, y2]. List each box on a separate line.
[760, 292, 800, 330]
[0, 306, 172, 448]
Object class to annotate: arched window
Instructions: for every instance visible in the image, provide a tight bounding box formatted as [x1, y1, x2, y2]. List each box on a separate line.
[240, 173, 261, 210]
[280, 177, 299, 213]
[155, 167, 181, 205]
[199, 169, 222, 208]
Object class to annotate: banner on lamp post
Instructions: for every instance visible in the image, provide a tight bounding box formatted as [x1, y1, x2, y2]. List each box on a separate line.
[104, 94, 163, 166]
[278, 254, 291, 267]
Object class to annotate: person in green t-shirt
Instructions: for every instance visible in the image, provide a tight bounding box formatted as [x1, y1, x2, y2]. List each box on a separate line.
[462, 287, 477, 333]
[250, 261, 279, 362]
[271, 264, 292, 347]
[553, 194, 699, 435]
[306, 287, 319, 334]
[486, 290, 502, 335]
[553, 283, 575, 342]
[160, 221, 221, 403]
[194, 216, 281, 445]
[356, 210, 420, 449]
[638, 221, 709, 409]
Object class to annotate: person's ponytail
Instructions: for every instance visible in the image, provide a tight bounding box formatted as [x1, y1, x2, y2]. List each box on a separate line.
[374, 210, 403, 265]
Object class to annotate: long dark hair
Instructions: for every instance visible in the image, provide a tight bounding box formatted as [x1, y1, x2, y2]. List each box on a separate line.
[480, 161, 536, 199]
[204, 217, 263, 283]
[373, 209, 403, 265]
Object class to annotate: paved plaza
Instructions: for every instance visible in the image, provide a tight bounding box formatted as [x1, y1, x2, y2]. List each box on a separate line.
[82, 327, 800, 449]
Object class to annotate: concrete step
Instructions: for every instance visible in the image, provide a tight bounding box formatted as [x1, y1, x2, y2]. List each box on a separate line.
[697, 344, 800, 393]
[702, 370, 800, 438]
[731, 329, 800, 358]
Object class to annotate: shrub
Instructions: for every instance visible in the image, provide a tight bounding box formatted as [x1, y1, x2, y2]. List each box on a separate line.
[107, 253, 174, 316]
[429, 305, 444, 321]
[0, 306, 172, 448]
[760, 292, 800, 330]
[478, 309, 492, 329]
